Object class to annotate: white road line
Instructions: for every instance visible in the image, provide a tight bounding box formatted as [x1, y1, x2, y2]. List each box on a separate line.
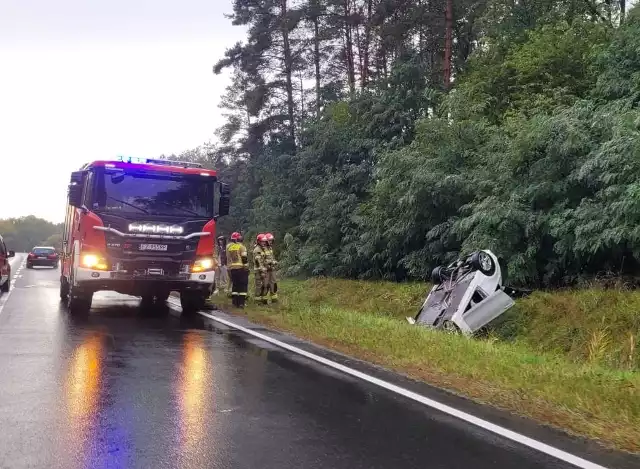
[183, 306, 609, 469]
[0, 257, 26, 318]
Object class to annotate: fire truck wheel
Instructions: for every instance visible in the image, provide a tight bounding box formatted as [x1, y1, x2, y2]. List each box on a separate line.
[67, 287, 92, 316]
[60, 278, 70, 300]
[68, 296, 91, 316]
[140, 295, 155, 308]
[155, 291, 170, 303]
[180, 292, 205, 315]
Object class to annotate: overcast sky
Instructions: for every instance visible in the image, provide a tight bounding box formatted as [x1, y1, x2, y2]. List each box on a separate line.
[0, 0, 246, 223]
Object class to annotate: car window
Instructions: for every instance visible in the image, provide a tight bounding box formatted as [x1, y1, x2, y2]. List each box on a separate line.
[33, 248, 55, 255]
[0, 239, 6, 256]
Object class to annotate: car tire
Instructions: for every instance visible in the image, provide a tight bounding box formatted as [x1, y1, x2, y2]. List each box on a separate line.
[180, 292, 205, 315]
[26, 263, 33, 269]
[431, 266, 449, 284]
[470, 251, 495, 276]
[442, 320, 461, 334]
[1, 277, 9, 293]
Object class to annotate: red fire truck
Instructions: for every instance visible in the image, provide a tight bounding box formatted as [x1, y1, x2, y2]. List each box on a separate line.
[60, 156, 230, 316]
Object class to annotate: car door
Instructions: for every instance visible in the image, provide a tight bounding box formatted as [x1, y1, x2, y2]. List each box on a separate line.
[0, 236, 7, 286]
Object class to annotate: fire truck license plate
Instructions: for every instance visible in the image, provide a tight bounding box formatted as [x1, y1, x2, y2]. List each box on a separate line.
[139, 243, 168, 252]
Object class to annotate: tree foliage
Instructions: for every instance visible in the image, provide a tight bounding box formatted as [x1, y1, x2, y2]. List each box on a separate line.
[176, 0, 639, 286]
[0, 216, 63, 252]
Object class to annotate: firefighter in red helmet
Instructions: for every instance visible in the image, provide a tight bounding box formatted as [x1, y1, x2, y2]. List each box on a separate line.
[227, 232, 249, 307]
[264, 233, 278, 302]
[253, 233, 268, 304]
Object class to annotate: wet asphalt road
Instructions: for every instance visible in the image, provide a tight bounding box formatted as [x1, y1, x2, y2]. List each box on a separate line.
[0, 253, 637, 469]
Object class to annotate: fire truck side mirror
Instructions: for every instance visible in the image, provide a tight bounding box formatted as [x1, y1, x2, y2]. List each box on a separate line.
[218, 183, 230, 217]
[68, 183, 84, 208]
[68, 170, 87, 208]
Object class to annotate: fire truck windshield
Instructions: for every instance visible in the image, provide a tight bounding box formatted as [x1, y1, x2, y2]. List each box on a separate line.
[93, 170, 214, 218]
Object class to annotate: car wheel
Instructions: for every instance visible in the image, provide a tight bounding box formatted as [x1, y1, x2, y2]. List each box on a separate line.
[431, 266, 450, 284]
[26, 263, 32, 269]
[442, 320, 460, 334]
[1, 277, 9, 293]
[470, 251, 495, 276]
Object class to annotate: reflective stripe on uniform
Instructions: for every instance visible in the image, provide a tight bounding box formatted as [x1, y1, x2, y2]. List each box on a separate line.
[227, 242, 247, 269]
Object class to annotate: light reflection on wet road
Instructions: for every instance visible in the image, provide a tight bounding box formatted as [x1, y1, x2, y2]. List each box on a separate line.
[0, 253, 637, 469]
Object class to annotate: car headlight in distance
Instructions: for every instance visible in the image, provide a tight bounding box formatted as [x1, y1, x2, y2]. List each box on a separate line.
[192, 257, 215, 273]
[81, 254, 109, 270]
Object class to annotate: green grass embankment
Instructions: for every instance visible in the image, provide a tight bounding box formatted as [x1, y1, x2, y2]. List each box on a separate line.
[210, 277, 640, 453]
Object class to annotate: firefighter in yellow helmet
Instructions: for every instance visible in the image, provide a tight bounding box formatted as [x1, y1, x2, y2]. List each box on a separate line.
[253, 233, 269, 304]
[264, 232, 278, 302]
[227, 232, 249, 308]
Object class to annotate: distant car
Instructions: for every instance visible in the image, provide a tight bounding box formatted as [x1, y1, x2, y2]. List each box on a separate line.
[0, 234, 15, 292]
[27, 246, 59, 269]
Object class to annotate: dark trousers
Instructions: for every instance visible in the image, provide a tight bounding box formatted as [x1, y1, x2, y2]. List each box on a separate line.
[229, 268, 249, 307]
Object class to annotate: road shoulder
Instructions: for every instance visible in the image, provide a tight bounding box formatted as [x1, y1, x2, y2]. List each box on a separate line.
[190, 307, 639, 469]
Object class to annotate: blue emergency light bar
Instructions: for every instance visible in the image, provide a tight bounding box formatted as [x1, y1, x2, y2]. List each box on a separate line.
[113, 155, 203, 169]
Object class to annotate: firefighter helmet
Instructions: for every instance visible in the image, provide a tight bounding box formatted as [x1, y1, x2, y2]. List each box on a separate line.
[230, 232, 242, 241]
[265, 233, 274, 242]
[256, 233, 267, 243]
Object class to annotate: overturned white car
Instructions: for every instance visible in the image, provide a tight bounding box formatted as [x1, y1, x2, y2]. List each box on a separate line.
[407, 250, 525, 336]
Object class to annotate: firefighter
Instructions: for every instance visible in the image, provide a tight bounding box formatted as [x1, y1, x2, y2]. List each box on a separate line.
[264, 232, 278, 302]
[214, 235, 229, 295]
[253, 233, 268, 304]
[227, 232, 249, 308]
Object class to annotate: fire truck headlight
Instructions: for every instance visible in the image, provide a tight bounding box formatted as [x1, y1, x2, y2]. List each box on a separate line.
[192, 257, 215, 273]
[82, 254, 109, 270]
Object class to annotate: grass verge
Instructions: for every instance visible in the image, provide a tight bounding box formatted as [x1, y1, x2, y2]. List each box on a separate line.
[210, 276, 640, 453]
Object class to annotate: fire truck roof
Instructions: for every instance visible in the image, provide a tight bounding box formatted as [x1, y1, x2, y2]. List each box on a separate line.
[84, 157, 217, 177]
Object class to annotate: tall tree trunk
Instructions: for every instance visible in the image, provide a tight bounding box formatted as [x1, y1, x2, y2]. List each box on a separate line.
[355, 14, 364, 85]
[418, 0, 425, 57]
[299, 70, 305, 122]
[281, 0, 296, 149]
[344, 0, 356, 94]
[444, 0, 453, 89]
[362, 0, 373, 87]
[620, 0, 626, 22]
[313, 15, 321, 116]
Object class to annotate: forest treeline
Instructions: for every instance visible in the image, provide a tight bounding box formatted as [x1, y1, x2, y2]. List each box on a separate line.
[0, 216, 63, 252]
[165, 0, 639, 287]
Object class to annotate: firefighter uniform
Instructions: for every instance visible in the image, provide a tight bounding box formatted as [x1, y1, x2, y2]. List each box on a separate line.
[264, 246, 278, 302]
[214, 236, 229, 294]
[227, 238, 249, 308]
[253, 244, 268, 304]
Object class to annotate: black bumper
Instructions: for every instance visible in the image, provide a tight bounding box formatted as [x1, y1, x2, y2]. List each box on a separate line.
[27, 259, 58, 267]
